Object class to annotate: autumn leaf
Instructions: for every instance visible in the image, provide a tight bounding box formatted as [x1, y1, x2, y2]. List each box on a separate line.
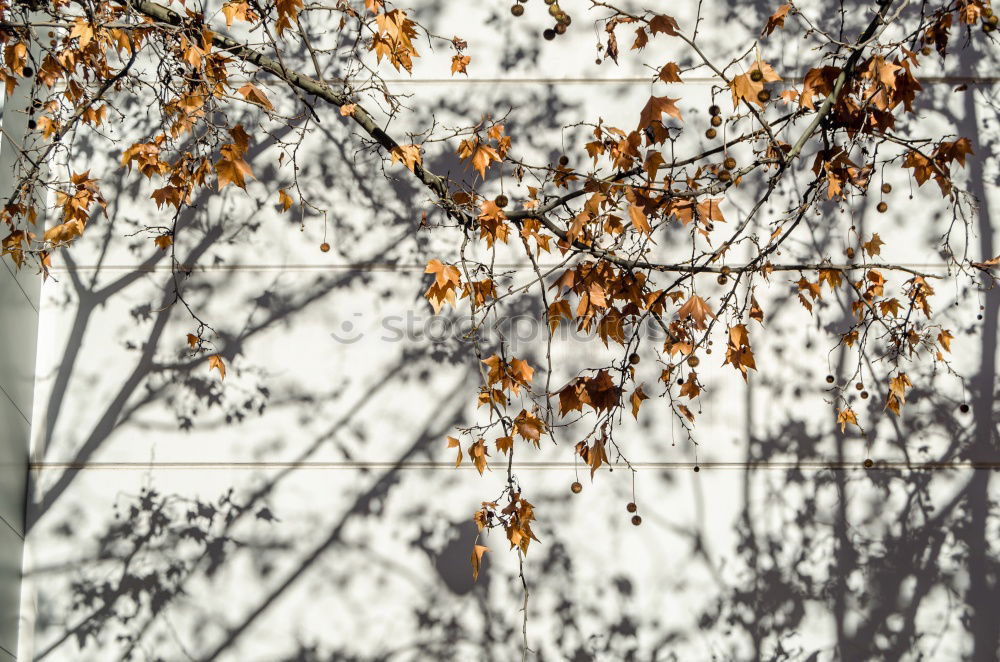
[677, 294, 715, 329]
[447, 435, 462, 467]
[69, 18, 95, 49]
[208, 354, 226, 380]
[730, 59, 782, 108]
[154, 234, 173, 251]
[628, 204, 652, 234]
[818, 268, 843, 291]
[514, 409, 544, 445]
[278, 189, 294, 211]
[863, 233, 884, 257]
[637, 96, 682, 131]
[648, 14, 680, 36]
[215, 143, 254, 190]
[679, 372, 701, 399]
[468, 438, 489, 475]
[451, 54, 470, 75]
[470, 544, 488, 581]
[237, 83, 275, 110]
[339, 103, 356, 116]
[495, 436, 513, 455]
[390, 144, 422, 173]
[457, 139, 501, 179]
[186, 333, 199, 348]
[630, 386, 648, 419]
[837, 407, 858, 432]
[762, 4, 792, 36]
[222, 1, 251, 26]
[658, 62, 682, 83]
[937, 329, 953, 352]
[885, 373, 912, 416]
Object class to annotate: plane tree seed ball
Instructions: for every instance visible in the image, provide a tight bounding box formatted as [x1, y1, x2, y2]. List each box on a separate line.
[724, 157, 736, 170]
[511, 4, 524, 16]
[571, 481, 583, 493]
[320, 242, 331, 252]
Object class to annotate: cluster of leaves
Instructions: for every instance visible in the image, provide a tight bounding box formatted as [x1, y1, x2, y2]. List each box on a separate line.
[0, 0, 995, 615]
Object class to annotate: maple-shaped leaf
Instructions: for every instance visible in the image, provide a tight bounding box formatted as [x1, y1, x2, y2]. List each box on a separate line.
[277, 189, 294, 211]
[43, 220, 85, 245]
[862, 233, 884, 257]
[648, 14, 680, 36]
[208, 354, 226, 380]
[339, 103, 356, 116]
[799, 66, 841, 110]
[468, 438, 489, 475]
[679, 372, 701, 399]
[186, 333, 199, 348]
[425, 258, 461, 287]
[637, 96, 682, 131]
[658, 62, 682, 83]
[630, 386, 648, 419]
[762, 4, 792, 36]
[69, 18, 95, 49]
[730, 60, 781, 108]
[677, 294, 715, 329]
[837, 407, 858, 432]
[471, 544, 488, 581]
[697, 198, 725, 224]
[222, 1, 251, 26]
[885, 373, 912, 416]
[451, 54, 470, 76]
[514, 409, 544, 445]
[457, 139, 501, 179]
[154, 234, 173, 251]
[215, 144, 254, 190]
[509, 358, 535, 385]
[818, 269, 843, 290]
[495, 436, 513, 455]
[390, 144, 422, 173]
[879, 298, 902, 317]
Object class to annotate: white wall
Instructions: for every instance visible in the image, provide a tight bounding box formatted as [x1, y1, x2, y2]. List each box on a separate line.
[11, 2, 1000, 661]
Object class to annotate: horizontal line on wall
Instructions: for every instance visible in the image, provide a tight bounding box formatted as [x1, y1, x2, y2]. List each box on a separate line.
[27, 460, 1000, 471]
[360, 76, 998, 86]
[49, 262, 955, 273]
